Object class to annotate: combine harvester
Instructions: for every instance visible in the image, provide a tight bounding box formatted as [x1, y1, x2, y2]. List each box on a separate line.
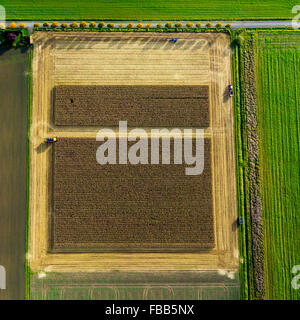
[45, 137, 57, 143]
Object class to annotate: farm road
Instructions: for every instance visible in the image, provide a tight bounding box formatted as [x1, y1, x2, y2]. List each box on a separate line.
[4, 21, 294, 33]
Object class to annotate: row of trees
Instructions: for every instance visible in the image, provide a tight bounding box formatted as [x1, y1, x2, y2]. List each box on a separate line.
[34, 22, 232, 29]
[5, 21, 232, 29]
[7, 22, 26, 29]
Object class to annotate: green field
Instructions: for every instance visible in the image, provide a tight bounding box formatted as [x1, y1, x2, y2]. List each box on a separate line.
[1, 0, 298, 21]
[232, 30, 300, 300]
[30, 271, 240, 300]
[256, 32, 300, 300]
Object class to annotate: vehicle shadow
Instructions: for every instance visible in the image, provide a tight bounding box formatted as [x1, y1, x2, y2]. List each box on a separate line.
[232, 219, 238, 232]
[223, 87, 230, 103]
[35, 141, 50, 154]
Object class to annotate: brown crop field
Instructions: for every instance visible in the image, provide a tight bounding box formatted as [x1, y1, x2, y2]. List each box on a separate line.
[54, 85, 210, 127]
[52, 138, 213, 252]
[29, 32, 238, 273]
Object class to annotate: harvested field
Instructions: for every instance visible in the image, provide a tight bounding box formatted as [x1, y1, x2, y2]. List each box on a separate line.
[29, 32, 238, 272]
[52, 138, 213, 251]
[30, 271, 240, 300]
[54, 85, 210, 127]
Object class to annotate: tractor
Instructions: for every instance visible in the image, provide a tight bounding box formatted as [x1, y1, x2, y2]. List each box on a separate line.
[228, 84, 233, 97]
[45, 137, 57, 143]
[238, 216, 244, 226]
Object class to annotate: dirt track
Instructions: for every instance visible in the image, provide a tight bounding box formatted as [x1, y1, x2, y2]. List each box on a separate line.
[29, 32, 238, 272]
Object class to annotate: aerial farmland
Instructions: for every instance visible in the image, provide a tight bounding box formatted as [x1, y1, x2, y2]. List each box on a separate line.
[0, 0, 299, 304]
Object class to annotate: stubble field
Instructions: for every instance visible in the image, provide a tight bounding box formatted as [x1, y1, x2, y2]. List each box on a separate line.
[30, 271, 240, 300]
[29, 32, 238, 273]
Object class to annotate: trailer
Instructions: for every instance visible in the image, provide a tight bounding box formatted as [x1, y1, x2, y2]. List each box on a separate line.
[45, 137, 57, 143]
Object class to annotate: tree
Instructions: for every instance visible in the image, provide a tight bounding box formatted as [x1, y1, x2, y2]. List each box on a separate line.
[8, 22, 17, 29]
[174, 22, 183, 28]
[145, 23, 151, 29]
[206, 22, 212, 28]
[156, 23, 162, 29]
[215, 22, 222, 28]
[225, 23, 232, 29]
[186, 22, 194, 28]
[34, 23, 40, 28]
[165, 22, 172, 28]
[51, 22, 59, 28]
[80, 21, 88, 28]
[126, 23, 134, 29]
[19, 23, 26, 29]
[98, 22, 105, 28]
[231, 35, 244, 47]
[118, 24, 124, 28]
[137, 23, 143, 29]
[6, 32, 17, 43]
[107, 23, 114, 28]
[43, 22, 50, 27]
[61, 23, 68, 29]
[70, 22, 78, 28]
[0, 23, 6, 30]
[90, 22, 97, 28]
[196, 23, 202, 28]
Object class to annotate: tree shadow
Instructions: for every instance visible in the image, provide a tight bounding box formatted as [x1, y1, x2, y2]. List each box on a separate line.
[0, 46, 29, 56]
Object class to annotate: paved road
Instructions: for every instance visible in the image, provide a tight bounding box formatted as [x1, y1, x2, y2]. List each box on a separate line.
[3, 21, 294, 34]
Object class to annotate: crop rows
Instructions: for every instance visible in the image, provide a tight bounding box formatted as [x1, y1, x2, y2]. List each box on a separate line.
[54, 85, 210, 127]
[1, 0, 296, 20]
[52, 138, 214, 251]
[0, 47, 29, 300]
[256, 33, 300, 300]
